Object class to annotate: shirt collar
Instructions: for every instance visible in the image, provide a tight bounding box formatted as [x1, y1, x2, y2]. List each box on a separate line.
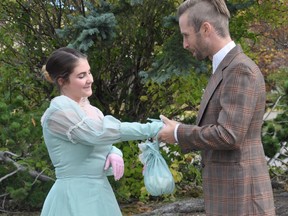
[212, 41, 236, 74]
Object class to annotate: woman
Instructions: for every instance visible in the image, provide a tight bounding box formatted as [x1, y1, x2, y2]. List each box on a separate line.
[40, 47, 163, 216]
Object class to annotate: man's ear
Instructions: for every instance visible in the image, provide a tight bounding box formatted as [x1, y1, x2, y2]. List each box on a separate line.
[201, 22, 212, 35]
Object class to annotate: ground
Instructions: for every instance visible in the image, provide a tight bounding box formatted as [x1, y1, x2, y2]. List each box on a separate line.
[0, 189, 287, 215]
[122, 189, 288, 216]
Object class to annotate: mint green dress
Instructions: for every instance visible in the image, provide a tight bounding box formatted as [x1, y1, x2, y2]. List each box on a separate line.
[40, 95, 162, 216]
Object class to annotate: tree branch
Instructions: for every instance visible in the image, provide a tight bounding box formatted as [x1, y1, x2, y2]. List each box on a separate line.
[264, 95, 283, 121]
[0, 151, 54, 183]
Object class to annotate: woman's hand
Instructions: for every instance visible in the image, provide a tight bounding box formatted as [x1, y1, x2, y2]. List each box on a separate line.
[104, 153, 124, 181]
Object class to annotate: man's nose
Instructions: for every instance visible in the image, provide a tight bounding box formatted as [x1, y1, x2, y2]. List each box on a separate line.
[183, 40, 189, 49]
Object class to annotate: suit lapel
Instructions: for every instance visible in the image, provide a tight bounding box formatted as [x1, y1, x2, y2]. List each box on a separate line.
[196, 69, 223, 125]
[196, 45, 243, 125]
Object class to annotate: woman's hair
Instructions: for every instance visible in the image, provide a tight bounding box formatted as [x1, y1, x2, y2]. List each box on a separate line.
[42, 47, 87, 89]
[177, 0, 230, 38]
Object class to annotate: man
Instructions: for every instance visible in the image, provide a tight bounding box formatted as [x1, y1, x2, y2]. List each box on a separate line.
[158, 0, 275, 215]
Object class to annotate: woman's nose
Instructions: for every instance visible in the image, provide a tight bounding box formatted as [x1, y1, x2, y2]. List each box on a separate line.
[88, 73, 94, 83]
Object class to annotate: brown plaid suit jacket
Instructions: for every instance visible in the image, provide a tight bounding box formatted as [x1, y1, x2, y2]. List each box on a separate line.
[177, 45, 275, 216]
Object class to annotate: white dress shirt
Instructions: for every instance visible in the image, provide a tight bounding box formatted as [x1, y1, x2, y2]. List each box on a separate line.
[212, 41, 236, 74]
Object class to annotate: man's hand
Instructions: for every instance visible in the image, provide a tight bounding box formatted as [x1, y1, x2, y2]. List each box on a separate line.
[104, 153, 124, 181]
[158, 115, 179, 144]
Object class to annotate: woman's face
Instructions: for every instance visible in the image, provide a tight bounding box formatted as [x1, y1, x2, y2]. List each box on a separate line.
[60, 58, 94, 103]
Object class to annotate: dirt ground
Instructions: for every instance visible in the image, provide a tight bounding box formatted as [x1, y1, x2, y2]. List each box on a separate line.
[273, 189, 288, 216]
[0, 189, 287, 216]
[122, 189, 288, 216]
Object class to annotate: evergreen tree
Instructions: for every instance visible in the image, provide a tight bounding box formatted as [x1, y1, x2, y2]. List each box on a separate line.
[57, 1, 116, 52]
[262, 69, 288, 158]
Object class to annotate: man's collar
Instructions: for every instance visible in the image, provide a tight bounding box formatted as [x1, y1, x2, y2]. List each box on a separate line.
[212, 41, 236, 74]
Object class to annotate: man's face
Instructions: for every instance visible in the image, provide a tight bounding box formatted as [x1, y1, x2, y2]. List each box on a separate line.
[179, 12, 209, 60]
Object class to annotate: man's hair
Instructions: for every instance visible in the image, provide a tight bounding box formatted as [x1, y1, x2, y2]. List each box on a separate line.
[177, 0, 231, 37]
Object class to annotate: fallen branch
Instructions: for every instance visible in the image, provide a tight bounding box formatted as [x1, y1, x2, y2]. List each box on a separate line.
[0, 151, 54, 183]
[264, 95, 283, 121]
[268, 142, 288, 168]
[0, 167, 20, 182]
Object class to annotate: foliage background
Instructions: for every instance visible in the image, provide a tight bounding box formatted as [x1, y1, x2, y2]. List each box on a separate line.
[0, 0, 287, 212]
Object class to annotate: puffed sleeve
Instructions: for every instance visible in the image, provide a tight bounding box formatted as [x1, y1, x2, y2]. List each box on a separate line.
[42, 96, 122, 146]
[42, 96, 163, 146]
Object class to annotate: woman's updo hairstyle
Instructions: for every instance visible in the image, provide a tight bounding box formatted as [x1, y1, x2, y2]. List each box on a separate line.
[42, 47, 87, 89]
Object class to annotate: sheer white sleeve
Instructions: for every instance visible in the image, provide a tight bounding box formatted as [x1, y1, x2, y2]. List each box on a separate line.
[42, 96, 122, 146]
[42, 96, 163, 146]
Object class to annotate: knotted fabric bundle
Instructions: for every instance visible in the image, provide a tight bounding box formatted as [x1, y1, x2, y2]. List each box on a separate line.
[138, 140, 175, 196]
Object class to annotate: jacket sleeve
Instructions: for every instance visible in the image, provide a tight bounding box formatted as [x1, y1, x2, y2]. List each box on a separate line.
[177, 62, 262, 152]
